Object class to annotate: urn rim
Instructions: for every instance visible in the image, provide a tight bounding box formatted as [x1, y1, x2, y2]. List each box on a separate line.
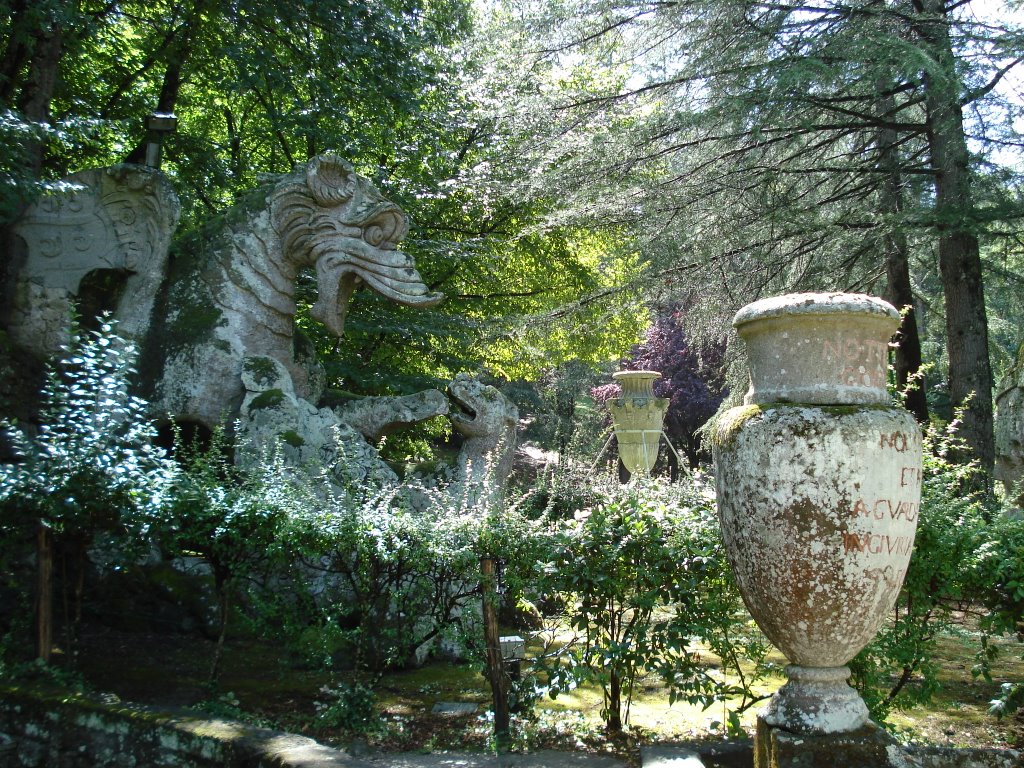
[733, 292, 900, 331]
[612, 369, 662, 382]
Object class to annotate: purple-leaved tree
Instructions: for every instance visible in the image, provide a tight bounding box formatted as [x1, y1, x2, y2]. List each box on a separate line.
[593, 309, 727, 468]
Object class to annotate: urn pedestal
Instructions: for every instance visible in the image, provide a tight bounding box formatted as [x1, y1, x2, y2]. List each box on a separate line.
[713, 293, 923, 738]
[609, 370, 669, 477]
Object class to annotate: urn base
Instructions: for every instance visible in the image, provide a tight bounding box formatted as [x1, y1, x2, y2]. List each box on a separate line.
[761, 665, 869, 735]
[755, 716, 908, 768]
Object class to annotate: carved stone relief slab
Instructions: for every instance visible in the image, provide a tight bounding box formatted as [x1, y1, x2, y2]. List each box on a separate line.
[9, 165, 179, 358]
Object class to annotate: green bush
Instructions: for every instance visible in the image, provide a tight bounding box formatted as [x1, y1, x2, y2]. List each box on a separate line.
[539, 479, 679, 732]
[163, 429, 300, 682]
[972, 500, 1024, 717]
[241, 472, 545, 673]
[533, 473, 765, 733]
[0, 320, 177, 660]
[314, 680, 380, 734]
[0, 320, 176, 543]
[654, 475, 775, 725]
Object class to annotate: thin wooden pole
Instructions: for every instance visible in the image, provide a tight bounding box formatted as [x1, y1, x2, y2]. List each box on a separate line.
[480, 557, 510, 747]
[36, 522, 53, 663]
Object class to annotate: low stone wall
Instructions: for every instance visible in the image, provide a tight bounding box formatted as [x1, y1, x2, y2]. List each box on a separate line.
[0, 684, 371, 768]
[755, 719, 1023, 768]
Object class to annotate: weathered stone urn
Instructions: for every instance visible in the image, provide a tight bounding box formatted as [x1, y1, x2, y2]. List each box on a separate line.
[713, 293, 923, 735]
[609, 370, 669, 476]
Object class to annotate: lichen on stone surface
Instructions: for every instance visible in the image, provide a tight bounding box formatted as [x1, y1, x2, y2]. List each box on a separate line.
[243, 356, 279, 386]
[163, 293, 225, 354]
[772, 402, 896, 416]
[173, 183, 273, 260]
[710, 404, 763, 449]
[248, 388, 285, 410]
[715, 402, 921, 670]
[279, 429, 305, 447]
[714, 402, 904, 449]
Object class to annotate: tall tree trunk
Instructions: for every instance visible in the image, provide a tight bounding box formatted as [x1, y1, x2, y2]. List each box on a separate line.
[876, 91, 929, 423]
[0, 0, 33, 103]
[2, 11, 64, 328]
[885, 249, 929, 422]
[17, 23, 63, 179]
[209, 568, 229, 684]
[916, 0, 994, 473]
[123, 53, 188, 165]
[123, 0, 211, 164]
[607, 667, 623, 733]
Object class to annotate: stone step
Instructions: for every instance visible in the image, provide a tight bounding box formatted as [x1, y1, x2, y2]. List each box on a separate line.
[363, 751, 627, 767]
[359, 741, 756, 768]
[640, 743, 752, 768]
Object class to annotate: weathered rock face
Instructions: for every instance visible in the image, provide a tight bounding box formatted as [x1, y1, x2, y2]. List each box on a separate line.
[236, 355, 400, 488]
[7, 165, 179, 359]
[995, 346, 1024, 507]
[141, 153, 442, 429]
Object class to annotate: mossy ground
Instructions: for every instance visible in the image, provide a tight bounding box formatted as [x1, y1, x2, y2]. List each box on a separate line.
[61, 615, 1024, 764]
[885, 630, 1024, 749]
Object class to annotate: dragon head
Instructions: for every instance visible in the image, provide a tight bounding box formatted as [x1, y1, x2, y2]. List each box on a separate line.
[448, 373, 519, 442]
[447, 373, 520, 490]
[271, 153, 443, 336]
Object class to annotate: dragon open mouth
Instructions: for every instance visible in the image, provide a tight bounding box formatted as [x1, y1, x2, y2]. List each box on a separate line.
[310, 208, 442, 336]
[447, 384, 479, 431]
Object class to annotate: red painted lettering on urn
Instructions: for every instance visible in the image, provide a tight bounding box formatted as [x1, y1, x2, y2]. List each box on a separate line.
[879, 431, 909, 451]
[851, 497, 919, 522]
[900, 466, 922, 487]
[842, 533, 914, 556]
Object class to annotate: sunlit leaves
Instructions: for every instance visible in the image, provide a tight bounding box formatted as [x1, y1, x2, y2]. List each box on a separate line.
[0, 320, 177, 540]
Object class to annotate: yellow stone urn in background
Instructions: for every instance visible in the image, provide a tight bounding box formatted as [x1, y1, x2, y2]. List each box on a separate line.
[713, 293, 923, 735]
[608, 370, 669, 477]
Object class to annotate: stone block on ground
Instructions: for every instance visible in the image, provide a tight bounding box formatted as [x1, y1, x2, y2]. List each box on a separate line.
[756, 718, 902, 768]
[364, 751, 626, 767]
[754, 717, 1024, 768]
[640, 745, 706, 766]
[904, 746, 1023, 767]
[431, 702, 480, 716]
[499, 636, 525, 660]
[642, 742, 752, 767]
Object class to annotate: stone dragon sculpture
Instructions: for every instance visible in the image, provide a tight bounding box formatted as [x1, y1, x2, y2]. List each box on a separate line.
[447, 373, 520, 493]
[3, 154, 519, 670]
[4, 153, 519, 498]
[142, 154, 443, 427]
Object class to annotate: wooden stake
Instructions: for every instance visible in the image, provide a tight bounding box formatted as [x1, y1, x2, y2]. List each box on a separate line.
[480, 557, 510, 747]
[36, 522, 53, 663]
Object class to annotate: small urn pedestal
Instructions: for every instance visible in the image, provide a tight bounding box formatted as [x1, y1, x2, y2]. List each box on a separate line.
[713, 293, 923, 767]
